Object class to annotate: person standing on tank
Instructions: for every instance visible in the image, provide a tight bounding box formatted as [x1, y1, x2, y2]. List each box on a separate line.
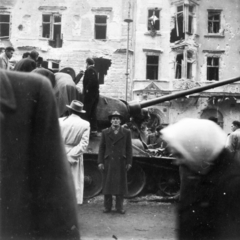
[98, 111, 132, 214]
[82, 57, 99, 134]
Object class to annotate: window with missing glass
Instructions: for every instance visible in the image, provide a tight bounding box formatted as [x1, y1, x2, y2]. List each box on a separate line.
[208, 10, 221, 34]
[0, 14, 10, 39]
[95, 15, 107, 40]
[146, 56, 159, 80]
[148, 9, 160, 31]
[207, 57, 219, 80]
[170, 3, 196, 42]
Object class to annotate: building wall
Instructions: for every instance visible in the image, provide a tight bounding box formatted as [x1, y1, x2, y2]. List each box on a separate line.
[0, 0, 133, 100]
[131, 0, 240, 133]
[197, 0, 240, 80]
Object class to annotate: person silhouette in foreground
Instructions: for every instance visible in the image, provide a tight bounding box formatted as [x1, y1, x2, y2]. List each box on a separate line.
[0, 69, 80, 240]
[161, 118, 240, 240]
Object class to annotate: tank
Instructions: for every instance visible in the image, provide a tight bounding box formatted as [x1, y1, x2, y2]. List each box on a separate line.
[82, 76, 240, 199]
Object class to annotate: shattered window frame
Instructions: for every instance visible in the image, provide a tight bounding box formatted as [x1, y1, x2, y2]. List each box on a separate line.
[175, 49, 194, 80]
[146, 55, 159, 80]
[170, 2, 196, 43]
[95, 15, 107, 40]
[186, 4, 195, 34]
[207, 56, 220, 81]
[0, 13, 10, 39]
[175, 53, 184, 79]
[147, 8, 160, 31]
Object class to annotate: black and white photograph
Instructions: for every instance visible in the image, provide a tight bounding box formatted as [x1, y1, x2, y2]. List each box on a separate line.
[1, 0, 240, 239]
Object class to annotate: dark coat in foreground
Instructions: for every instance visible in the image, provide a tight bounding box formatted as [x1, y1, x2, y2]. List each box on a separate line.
[98, 127, 132, 195]
[0, 70, 80, 240]
[178, 149, 240, 240]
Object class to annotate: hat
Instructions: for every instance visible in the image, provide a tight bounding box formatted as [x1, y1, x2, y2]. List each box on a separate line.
[66, 100, 86, 113]
[161, 118, 227, 174]
[108, 111, 122, 121]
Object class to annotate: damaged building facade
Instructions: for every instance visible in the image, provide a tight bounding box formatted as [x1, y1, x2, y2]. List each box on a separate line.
[1, 0, 240, 132]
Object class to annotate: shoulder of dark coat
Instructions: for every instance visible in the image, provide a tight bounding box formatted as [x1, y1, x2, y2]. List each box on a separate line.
[121, 126, 131, 134]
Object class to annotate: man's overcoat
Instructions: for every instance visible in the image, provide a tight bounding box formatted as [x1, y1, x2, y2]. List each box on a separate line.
[98, 127, 132, 195]
[59, 114, 90, 204]
[0, 70, 80, 239]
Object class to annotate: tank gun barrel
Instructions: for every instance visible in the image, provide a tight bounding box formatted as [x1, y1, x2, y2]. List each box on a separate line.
[128, 76, 240, 116]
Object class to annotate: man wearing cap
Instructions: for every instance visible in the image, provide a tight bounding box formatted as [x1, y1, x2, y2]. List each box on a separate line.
[59, 100, 90, 204]
[82, 57, 99, 133]
[98, 111, 132, 214]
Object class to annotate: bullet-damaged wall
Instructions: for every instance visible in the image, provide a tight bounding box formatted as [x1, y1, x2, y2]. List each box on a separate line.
[197, 0, 240, 80]
[1, 0, 133, 100]
[133, 0, 172, 81]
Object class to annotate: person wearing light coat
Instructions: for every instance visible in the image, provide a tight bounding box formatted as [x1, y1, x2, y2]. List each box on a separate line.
[59, 100, 90, 204]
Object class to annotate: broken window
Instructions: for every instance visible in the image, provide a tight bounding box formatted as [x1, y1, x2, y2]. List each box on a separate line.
[175, 54, 183, 79]
[175, 50, 194, 79]
[146, 56, 159, 80]
[208, 10, 221, 34]
[186, 51, 193, 79]
[0, 14, 10, 39]
[93, 58, 112, 84]
[42, 14, 62, 48]
[95, 15, 107, 40]
[148, 9, 160, 31]
[170, 4, 195, 42]
[187, 5, 194, 34]
[207, 57, 219, 80]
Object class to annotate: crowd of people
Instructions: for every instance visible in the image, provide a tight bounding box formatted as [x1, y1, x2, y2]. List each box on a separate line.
[1, 46, 240, 240]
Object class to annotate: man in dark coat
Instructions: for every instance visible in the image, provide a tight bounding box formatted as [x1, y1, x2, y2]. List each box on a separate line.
[14, 58, 36, 72]
[98, 111, 132, 214]
[82, 57, 99, 133]
[0, 70, 80, 239]
[161, 118, 240, 240]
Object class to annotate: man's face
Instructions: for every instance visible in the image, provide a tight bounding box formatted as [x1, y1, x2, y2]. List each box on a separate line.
[111, 117, 121, 127]
[231, 124, 237, 132]
[6, 50, 14, 59]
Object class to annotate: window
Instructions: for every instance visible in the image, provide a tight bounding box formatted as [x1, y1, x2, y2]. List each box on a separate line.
[187, 5, 194, 34]
[148, 9, 160, 31]
[170, 4, 195, 42]
[175, 54, 183, 79]
[42, 60, 60, 73]
[146, 56, 159, 80]
[93, 58, 111, 84]
[0, 14, 10, 39]
[95, 15, 107, 40]
[175, 50, 194, 79]
[207, 57, 219, 80]
[208, 10, 221, 34]
[42, 14, 62, 48]
[186, 51, 193, 79]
